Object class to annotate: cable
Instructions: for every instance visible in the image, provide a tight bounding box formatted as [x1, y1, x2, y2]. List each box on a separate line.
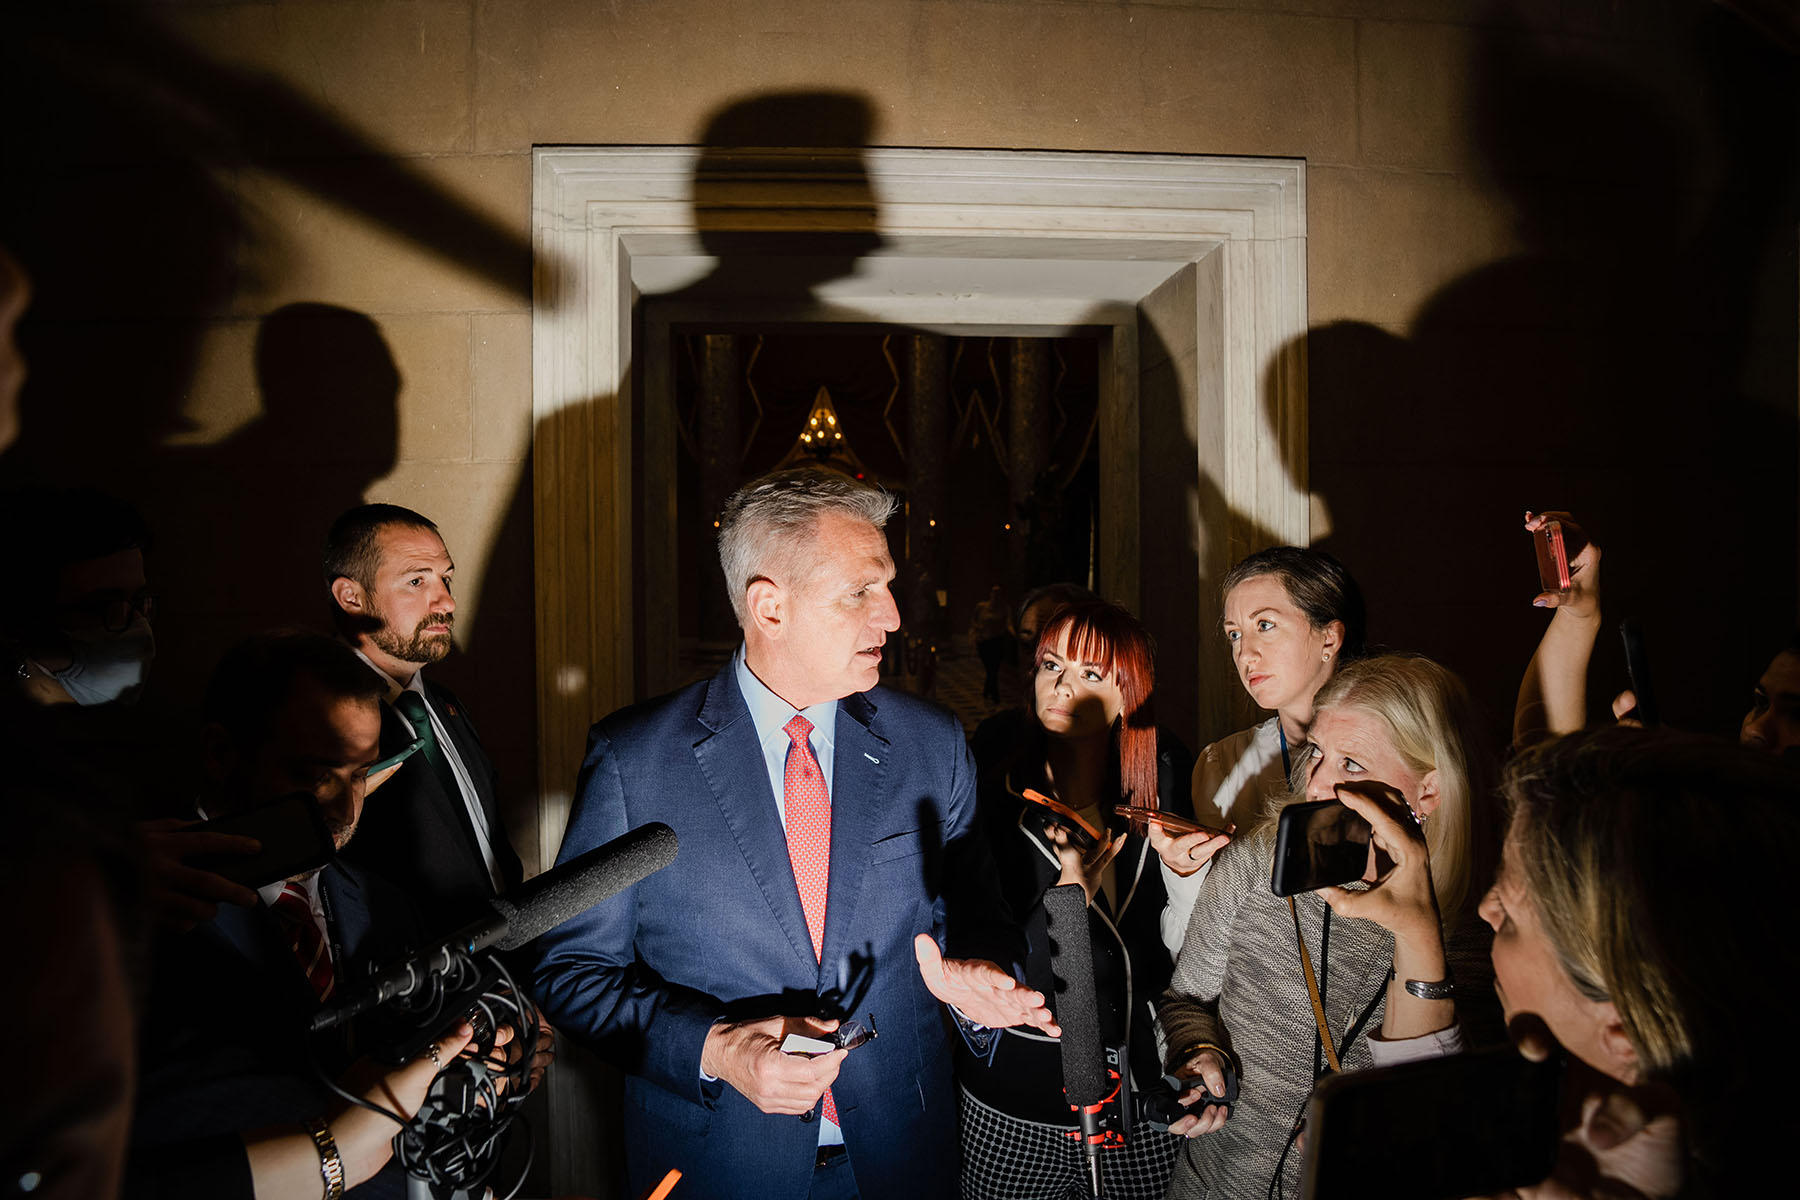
[310, 948, 541, 1197]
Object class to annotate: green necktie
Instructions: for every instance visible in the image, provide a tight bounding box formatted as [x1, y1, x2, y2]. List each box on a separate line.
[392, 689, 461, 802]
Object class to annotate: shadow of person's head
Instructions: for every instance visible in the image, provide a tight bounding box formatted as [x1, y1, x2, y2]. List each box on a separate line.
[250, 303, 399, 476]
[689, 91, 883, 293]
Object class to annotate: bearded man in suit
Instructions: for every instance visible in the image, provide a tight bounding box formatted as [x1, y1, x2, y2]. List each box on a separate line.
[324, 504, 523, 933]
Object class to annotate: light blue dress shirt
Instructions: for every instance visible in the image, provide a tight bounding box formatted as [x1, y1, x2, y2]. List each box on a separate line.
[731, 646, 845, 1146]
[735, 646, 839, 827]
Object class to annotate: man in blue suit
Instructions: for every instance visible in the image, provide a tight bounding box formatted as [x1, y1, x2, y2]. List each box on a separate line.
[533, 469, 1057, 1199]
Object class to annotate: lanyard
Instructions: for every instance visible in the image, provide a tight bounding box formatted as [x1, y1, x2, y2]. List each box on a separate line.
[1278, 722, 1292, 778]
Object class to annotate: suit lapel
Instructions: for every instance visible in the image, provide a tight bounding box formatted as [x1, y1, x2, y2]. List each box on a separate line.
[818, 691, 890, 986]
[384, 686, 498, 892]
[427, 683, 501, 821]
[691, 666, 820, 975]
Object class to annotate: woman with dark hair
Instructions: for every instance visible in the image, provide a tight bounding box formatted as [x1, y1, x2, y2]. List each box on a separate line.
[1153, 546, 1365, 953]
[958, 600, 1219, 1200]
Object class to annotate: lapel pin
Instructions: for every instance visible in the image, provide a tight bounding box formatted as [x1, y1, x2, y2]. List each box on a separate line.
[863, 752, 880, 764]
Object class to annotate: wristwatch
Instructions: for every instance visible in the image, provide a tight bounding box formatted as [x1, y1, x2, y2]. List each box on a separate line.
[302, 1115, 345, 1200]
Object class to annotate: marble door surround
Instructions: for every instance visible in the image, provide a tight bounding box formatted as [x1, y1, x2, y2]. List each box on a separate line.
[530, 141, 1308, 858]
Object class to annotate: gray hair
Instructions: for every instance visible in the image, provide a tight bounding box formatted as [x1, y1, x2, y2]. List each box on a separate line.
[717, 469, 898, 625]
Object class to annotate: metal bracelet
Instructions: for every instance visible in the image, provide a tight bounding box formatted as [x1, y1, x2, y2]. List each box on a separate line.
[1403, 977, 1455, 1001]
[302, 1115, 345, 1200]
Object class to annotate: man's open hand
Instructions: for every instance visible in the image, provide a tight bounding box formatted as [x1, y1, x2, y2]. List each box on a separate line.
[913, 933, 1059, 1035]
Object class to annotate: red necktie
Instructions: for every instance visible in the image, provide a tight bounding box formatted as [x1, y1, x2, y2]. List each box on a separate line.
[271, 882, 335, 1001]
[782, 714, 836, 1125]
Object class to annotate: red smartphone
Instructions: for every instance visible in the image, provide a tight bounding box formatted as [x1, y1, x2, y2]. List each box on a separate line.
[1021, 788, 1104, 849]
[1533, 520, 1571, 597]
[1113, 805, 1227, 840]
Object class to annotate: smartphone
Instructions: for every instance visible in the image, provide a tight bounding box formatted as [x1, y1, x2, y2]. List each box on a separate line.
[1269, 799, 1372, 898]
[1301, 1046, 1564, 1199]
[1618, 619, 1660, 727]
[1113, 805, 1227, 840]
[1021, 788, 1103, 850]
[189, 792, 336, 889]
[368, 733, 423, 780]
[1533, 520, 1572, 598]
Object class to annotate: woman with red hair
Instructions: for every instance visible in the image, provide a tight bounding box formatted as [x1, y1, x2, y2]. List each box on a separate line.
[956, 600, 1228, 1199]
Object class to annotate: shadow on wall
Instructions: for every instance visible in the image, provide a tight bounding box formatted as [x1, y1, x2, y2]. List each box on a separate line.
[140, 304, 399, 705]
[0, 0, 544, 887]
[1298, 1, 1799, 741]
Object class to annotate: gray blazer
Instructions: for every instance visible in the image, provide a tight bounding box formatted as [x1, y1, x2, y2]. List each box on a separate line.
[1157, 825, 1498, 1200]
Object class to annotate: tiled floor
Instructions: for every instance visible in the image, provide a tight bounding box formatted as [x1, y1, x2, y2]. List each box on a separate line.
[883, 645, 1024, 734]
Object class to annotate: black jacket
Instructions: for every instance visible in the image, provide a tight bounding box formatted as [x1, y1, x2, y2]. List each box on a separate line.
[959, 726, 1194, 1125]
[342, 679, 523, 938]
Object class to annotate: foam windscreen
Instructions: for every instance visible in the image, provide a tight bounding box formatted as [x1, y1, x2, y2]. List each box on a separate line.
[1044, 881, 1107, 1106]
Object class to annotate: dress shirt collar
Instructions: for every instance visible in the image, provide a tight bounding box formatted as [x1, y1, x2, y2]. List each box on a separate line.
[352, 647, 426, 706]
[256, 868, 321, 911]
[734, 645, 838, 755]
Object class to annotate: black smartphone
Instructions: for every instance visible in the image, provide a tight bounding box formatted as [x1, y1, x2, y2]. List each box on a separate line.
[189, 792, 336, 889]
[1300, 1046, 1564, 1199]
[1269, 798, 1372, 898]
[1619, 619, 1659, 727]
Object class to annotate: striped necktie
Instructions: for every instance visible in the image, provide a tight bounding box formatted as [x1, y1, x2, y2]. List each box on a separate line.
[270, 881, 335, 1001]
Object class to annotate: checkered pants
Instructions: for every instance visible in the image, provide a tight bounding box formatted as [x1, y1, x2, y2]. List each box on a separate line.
[959, 1086, 1180, 1200]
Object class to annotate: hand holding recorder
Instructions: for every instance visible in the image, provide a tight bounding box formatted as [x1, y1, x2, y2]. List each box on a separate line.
[701, 1014, 849, 1116]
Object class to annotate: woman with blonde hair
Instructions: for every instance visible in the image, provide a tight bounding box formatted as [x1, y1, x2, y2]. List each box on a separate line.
[1484, 727, 1798, 1196]
[1157, 654, 1503, 1200]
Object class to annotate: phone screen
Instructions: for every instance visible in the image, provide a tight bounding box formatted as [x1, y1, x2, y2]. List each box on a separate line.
[1301, 1046, 1563, 1198]
[189, 792, 336, 889]
[1270, 799, 1372, 897]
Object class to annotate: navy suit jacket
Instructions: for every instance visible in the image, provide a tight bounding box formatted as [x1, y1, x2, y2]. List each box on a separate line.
[343, 678, 523, 938]
[532, 663, 1023, 1200]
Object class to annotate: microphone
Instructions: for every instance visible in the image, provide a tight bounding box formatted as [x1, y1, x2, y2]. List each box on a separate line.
[492, 820, 678, 950]
[1044, 882, 1108, 1197]
[312, 821, 677, 1031]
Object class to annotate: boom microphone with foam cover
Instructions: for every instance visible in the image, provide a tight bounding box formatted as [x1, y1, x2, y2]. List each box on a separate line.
[491, 820, 678, 950]
[311, 822, 678, 1032]
[1045, 881, 1108, 1196]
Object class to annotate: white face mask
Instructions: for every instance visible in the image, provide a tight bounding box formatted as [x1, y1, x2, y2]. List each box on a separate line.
[49, 615, 155, 706]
